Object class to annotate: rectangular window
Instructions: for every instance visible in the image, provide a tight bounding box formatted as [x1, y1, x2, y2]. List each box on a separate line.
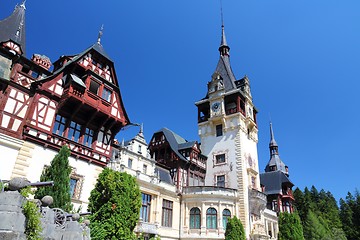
[89, 80, 100, 95]
[67, 121, 81, 142]
[215, 154, 226, 164]
[84, 128, 94, 147]
[162, 199, 173, 227]
[272, 200, 278, 212]
[128, 158, 133, 169]
[251, 176, 256, 189]
[143, 164, 147, 174]
[98, 128, 111, 145]
[140, 193, 151, 222]
[69, 178, 78, 198]
[101, 87, 112, 102]
[31, 70, 40, 79]
[138, 145, 142, 154]
[216, 124, 223, 137]
[52, 114, 67, 136]
[217, 175, 225, 187]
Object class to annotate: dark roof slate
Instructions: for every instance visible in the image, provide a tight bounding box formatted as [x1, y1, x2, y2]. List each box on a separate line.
[155, 166, 173, 185]
[0, 4, 26, 55]
[265, 154, 287, 173]
[260, 171, 293, 195]
[155, 127, 196, 161]
[215, 55, 237, 92]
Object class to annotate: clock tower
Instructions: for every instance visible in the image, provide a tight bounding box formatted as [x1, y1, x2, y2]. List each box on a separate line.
[195, 25, 265, 236]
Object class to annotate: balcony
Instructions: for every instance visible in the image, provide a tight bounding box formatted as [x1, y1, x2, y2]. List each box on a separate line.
[183, 186, 237, 197]
[135, 221, 158, 235]
[249, 189, 267, 215]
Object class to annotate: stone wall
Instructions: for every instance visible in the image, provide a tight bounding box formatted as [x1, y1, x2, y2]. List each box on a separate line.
[0, 190, 90, 240]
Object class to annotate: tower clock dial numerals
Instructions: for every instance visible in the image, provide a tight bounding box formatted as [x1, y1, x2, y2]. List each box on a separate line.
[212, 102, 220, 112]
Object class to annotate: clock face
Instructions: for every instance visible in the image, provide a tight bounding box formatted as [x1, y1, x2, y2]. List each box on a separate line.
[212, 102, 220, 112]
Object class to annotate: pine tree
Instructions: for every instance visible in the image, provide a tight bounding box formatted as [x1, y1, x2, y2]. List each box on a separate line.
[278, 212, 304, 240]
[34, 145, 72, 212]
[293, 188, 306, 221]
[294, 186, 347, 239]
[88, 168, 141, 240]
[224, 216, 246, 240]
[340, 191, 360, 239]
[303, 210, 329, 240]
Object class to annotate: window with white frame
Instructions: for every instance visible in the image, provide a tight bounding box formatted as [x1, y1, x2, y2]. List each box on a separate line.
[215, 153, 226, 164]
[161, 199, 173, 227]
[190, 207, 201, 229]
[222, 209, 231, 229]
[140, 193, 151, 222]
[206, 208, 217, 229]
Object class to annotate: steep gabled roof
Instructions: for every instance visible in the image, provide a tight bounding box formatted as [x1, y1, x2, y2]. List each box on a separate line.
[154, 127, 197, 161]
[32, 42, 131, 126]
[0, 2, 26, 55]
[260, 171, 294, 195]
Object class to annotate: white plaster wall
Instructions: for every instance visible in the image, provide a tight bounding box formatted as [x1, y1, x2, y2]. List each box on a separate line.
[26, 145, 103, 209]
[0, 140, 20, 180]
[202, 128, 238, 189]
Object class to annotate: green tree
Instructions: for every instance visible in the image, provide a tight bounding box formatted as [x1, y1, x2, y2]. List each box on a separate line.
[224, 216, 245, 240]
[34, 145, 72, 212]
[278, 212, 304, 240]
[88, 168, 141, 240]
[294, 186, 347, 239]
[303, 210, 329, 240]
[340, 191, 360, 240]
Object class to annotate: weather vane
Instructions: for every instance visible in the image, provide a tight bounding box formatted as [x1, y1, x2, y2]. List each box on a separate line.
[97, 24, 104, 45]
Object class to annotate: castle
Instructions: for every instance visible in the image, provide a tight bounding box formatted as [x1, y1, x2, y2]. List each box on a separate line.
[0, 2, 295, 239]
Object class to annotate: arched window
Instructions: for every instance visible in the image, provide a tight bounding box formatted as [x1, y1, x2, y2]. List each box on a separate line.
[222, 209, 231, 229]
[206, 207, 217, 229]
[190, 207, 201, 229]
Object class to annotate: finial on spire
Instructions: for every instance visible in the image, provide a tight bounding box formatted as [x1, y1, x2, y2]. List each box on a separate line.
[20, 0, 26, 9]
[140, 123, 143, 134]
[97, 24, 104, 45]
[218, 0, 230, 56]
[269, 122, 278, 147]
[220, 0, 224, 27]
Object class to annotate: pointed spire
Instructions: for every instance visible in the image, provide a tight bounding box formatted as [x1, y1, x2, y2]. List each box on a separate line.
[97, 24, 104, 45]
[269, 122, 278, 148]
[265, 122, 289, 176]
[218, 0, 230, 56]
[0, 1, 27, 55]
[137, 123, 145, 139]
[20, 0, 26, 9]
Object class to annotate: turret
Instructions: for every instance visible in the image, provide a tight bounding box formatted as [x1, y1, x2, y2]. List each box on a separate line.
[265, 122, 289, 176]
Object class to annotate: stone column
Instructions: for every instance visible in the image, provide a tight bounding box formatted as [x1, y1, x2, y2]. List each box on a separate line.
[200, 202, 206, 235]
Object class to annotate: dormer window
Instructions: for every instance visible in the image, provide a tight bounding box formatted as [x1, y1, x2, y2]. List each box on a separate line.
[89, 80, 100, 95]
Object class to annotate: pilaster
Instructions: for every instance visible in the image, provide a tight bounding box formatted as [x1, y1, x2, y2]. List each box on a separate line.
[11, 141, 35, 179]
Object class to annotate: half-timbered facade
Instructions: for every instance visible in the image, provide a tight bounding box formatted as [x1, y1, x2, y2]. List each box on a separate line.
[0, 3, 129, 209]
[149, 128, 207, 193]
[1, 2, 281, 239]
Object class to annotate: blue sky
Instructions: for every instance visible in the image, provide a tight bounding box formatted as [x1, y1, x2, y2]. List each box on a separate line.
[1, 0, 359, 202]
